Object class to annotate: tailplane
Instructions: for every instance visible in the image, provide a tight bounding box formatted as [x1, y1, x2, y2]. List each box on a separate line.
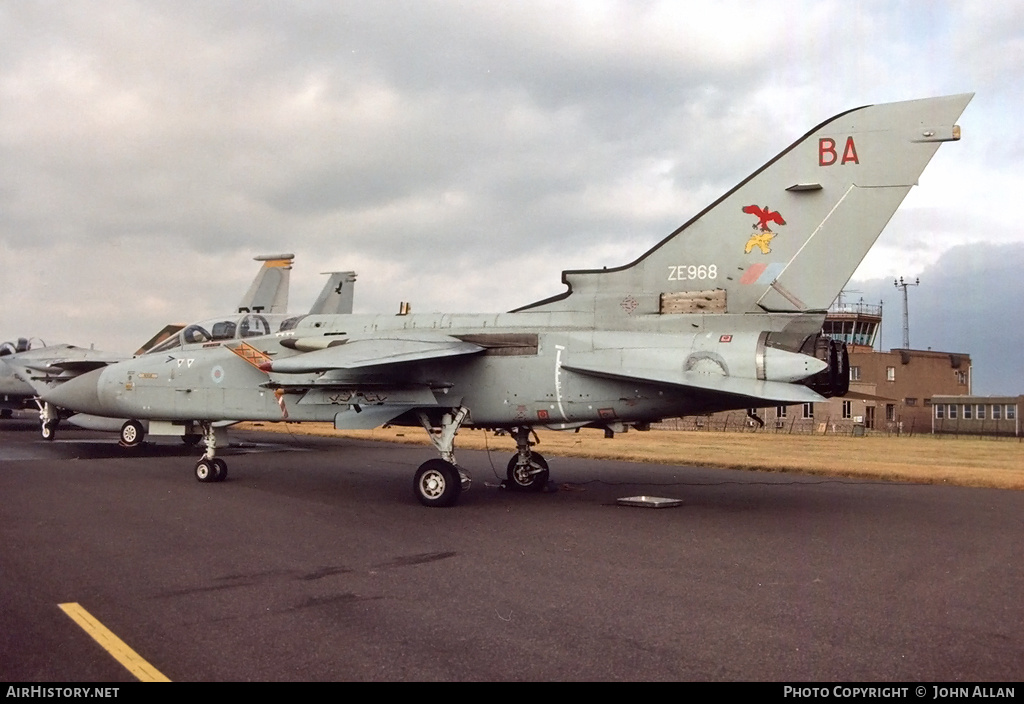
[515, 94, 972, 316]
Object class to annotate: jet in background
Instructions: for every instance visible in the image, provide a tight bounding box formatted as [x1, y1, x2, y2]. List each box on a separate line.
[237, 253, 293, 314]
[92, 270, 359, 446]
[309, 271, 358, 316]
[13, 261, 358, 446]
[1, 337, 41, 417]
[42, 94, 972, 505]
[13, 252, 296, 440]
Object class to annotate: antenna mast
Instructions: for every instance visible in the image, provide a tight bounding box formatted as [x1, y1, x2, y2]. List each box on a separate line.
[893, 276, 919, 348]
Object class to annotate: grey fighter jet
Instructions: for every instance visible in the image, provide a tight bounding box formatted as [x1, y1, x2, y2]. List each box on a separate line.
[237, 253, 294, 314]
[10, 253, 297, 440]
[1, 337, 40, 417]
[14, 264, 358, 446]
[42, 94, 972, 506]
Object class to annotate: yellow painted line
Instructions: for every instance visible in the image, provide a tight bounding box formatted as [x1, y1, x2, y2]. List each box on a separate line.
[58, 603, 171, 682]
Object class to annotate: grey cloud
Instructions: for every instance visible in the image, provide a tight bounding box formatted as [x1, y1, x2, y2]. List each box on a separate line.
[850, 242, 1024, 396]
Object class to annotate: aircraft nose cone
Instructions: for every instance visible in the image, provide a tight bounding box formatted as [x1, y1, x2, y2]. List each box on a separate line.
[40, 367, 106, 415]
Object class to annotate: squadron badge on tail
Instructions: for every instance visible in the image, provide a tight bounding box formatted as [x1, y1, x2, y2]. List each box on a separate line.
[743, 204, 786, 254]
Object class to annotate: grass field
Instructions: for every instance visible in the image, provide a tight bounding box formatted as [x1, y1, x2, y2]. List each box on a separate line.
[240, 422, 1024, 491]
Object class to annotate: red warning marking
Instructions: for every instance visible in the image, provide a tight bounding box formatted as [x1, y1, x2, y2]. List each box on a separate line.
[230, 342, 271, 370]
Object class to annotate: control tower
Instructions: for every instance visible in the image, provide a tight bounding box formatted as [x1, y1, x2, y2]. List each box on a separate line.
[822, 298, 882, 351]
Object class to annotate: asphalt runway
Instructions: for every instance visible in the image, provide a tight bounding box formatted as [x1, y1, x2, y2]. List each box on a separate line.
[1, 419, 1022, 681]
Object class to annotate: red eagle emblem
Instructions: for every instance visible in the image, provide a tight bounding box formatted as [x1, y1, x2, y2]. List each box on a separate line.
[742, 205, 786, 230]
[742, 205, 785, 255]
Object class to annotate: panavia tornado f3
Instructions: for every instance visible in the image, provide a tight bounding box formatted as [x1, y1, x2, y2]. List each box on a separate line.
[42, 94, 972, 506]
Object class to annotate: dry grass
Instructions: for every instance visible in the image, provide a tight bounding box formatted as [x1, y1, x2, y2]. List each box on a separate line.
[238, 423, 1024, 491]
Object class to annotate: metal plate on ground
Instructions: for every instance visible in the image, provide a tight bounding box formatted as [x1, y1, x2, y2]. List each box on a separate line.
[617, 495, 683, 508]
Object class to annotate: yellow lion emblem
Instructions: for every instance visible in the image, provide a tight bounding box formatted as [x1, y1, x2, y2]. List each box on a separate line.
[744, 231, 776, 254]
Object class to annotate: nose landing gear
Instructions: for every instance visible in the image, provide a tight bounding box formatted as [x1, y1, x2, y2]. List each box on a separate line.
[194, 423, 228, 483]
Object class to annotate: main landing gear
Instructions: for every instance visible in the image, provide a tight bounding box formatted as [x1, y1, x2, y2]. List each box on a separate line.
[411, 409, 552, 507]
[193, 422, 228, 483]
[505, 427, 550, 492]
[413, 408, 472, 507]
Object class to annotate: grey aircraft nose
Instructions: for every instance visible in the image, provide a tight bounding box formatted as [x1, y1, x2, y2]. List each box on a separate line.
[39, 367, 107, 416]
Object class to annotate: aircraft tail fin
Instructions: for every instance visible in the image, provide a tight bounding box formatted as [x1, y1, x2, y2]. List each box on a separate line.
[237, 253, 294, 314]
[309, 271, 357, 315]
[514, 94, 972, 316]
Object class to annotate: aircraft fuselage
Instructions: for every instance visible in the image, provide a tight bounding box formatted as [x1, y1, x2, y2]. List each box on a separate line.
[53, 309, 829, 430]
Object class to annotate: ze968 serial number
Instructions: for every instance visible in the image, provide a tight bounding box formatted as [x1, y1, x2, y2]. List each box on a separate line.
[667, 265, 717, 281]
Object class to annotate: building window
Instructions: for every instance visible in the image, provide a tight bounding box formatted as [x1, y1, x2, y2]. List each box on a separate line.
[949, 404, 958, 419]
[977, 405, 986, 420]
[886, 367, 895, 382]
[993, 405, 1002, 420]
[956, 371, 967, 385]
[963, 404, 973, 420]
[802, 403, 814, 419]
[886, 404, 896, 421]
[776, 405, 787, 418]
[850, 366, 861, 381]
[842, 401, 852, 419]
[1008, 405, 1017, 421]
[905, 398, 917, 407]
[935, 404, 945, 419]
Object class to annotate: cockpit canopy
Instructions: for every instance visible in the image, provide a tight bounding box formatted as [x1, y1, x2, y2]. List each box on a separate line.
[145, 314, 305, 354]
[0, 338, 33, 356]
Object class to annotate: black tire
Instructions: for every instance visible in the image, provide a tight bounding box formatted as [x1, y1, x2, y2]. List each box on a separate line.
[212, 458, 228, 482]
[195, 459, 215, 483]
[120, 420, 145, 447]
[506, 452, 549, 491]
[413, 459, 462, 507]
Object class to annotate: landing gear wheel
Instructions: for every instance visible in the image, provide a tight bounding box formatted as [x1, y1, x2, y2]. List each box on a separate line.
[41, 420, 58, 441]
[506, 452, 549, 491]
[211, 458, 228, 482]
[119, 420, 145, 447]
[195, 459, 216, 483]
[414, 459, 462, 507]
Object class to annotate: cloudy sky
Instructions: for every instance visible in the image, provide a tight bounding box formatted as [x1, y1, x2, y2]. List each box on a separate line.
[1, 1, 1021, 394]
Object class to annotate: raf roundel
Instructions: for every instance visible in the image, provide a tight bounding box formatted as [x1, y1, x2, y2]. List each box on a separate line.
[211, 365, 225, 384]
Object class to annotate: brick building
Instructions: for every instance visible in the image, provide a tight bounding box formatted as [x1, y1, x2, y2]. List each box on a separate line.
[931, 395, 1022, 437]
[842, 347, 972, 433]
